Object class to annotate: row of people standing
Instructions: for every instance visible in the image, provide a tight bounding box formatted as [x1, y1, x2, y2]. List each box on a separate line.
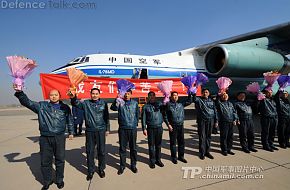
[14, 86, 289, 190]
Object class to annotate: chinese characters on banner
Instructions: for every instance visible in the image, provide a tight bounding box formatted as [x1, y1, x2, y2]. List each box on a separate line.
[40, 73, 201, 100]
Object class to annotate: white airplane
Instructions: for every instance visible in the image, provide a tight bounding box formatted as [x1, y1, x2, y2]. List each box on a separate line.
[51, 22, 290, 94]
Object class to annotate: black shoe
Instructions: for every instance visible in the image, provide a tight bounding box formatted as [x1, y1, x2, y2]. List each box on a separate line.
[171, 158, 177, 164]
[287, 144, 290, 148]
[279, 144, 286, 149]
[131, 166, 138, 173]
[242, 148, 250, 153]
[205, 153, 214, 159]
[178, 157, 187, 163]
[149, 162, 155, 169]
[117, 167, 125, 175]
[222, 151, 227, 156]
[155, 160, 164, 167]
[199, 154, 205, 160]
[56, 181, 64, 189]
[98, 169, 105, 178]
[249, 147, 258, 152]
[263, 147, 274, 152]
[271, 146, 279, 151]
[227, 151, 235, 155]
[41, 181, 53, 190]
[86, 172, 94, 181]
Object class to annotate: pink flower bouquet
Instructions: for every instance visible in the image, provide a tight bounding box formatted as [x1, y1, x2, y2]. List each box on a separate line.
[157, 80, 173, 104]
[216, 77, 232, 94]
[6, 55, 37, 91]
[246, 82, 265, 100]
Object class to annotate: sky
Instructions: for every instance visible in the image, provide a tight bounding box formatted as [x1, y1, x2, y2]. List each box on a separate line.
[0, 0, 290, 105]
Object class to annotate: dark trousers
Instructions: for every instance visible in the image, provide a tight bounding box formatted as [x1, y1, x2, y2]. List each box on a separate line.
[86, 130, 106, 173]
[260, 116, 278, 148]
[39, 135, 65, 185]
[197, 119, 213, 156]
[74, 122, 83, 135]
[118, 128, 137, 169]
[278, 117, 290, 146]
[237, 119, 255, 150]
[169, 124, 185, 159]
[219, 122, 233, 152]
[147, 127, 163, 164]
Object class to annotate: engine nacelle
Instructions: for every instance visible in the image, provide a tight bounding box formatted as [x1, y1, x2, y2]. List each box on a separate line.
[204, 44, 289, 77]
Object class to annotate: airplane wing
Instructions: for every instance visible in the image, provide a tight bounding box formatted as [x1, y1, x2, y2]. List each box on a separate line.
[195, 22, 290, 56]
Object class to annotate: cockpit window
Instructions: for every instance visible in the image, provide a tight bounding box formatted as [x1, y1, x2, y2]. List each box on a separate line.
[85, 57, 90, 62]
[72, 58, 80, 63]
[80, 57, 86, 62]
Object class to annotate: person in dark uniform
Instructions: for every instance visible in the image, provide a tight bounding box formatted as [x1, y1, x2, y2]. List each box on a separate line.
[234, 92, 258, 153]
[111, 90, 139, 175]
[69, 88, 110, 180]
[141, 91, 165, 168]
[14, 86, 73, 190]
[258, 89, 279, 152]
[274, 90, 290, 148]
[192, 88, 218, 160]
[164, 91, 192, 164]
[72, 102, 84, 136]
[215, 92, 239, 156]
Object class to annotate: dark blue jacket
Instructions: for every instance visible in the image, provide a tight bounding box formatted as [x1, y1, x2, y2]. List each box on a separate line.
[258, 97, 278, 118]
[193, 94, 218, 123]
[141, 101, 164, 130]
[110, 99, 139, 129]
[164, 96, 192, 126]
[72, 105, 84, 125]
[71, 98, 110, 131]
[15, 91, 73, 136]
[216, 99, 239, 122]
[234, 100, 253, 121]
[274, 92, 290, 118]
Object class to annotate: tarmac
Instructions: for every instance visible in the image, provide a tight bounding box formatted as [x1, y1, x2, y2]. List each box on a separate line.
[0, 104, 290, 190]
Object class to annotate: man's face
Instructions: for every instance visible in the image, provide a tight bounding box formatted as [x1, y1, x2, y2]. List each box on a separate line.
[49, 90, 60, 103]
[281, 92, 289, 99]
[265, 90, 273, 98]
[148, 93, 156, 103]
[124, 91, 132, 101]
[91, 90, 100, 101]
[221, 93, 229, 101]
[171, 93, 178, 102]
[237, 93, 246, 101]
[202, 90, 210, 98]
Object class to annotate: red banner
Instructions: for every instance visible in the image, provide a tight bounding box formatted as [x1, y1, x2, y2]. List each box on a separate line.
[40, 73, 201, 100]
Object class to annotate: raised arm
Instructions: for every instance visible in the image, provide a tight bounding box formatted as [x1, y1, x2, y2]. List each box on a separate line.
[70, 96, 84, 110]
[14, 91, 40, 114]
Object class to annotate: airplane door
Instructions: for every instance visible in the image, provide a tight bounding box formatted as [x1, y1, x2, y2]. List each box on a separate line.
[140, 69, 148, 79]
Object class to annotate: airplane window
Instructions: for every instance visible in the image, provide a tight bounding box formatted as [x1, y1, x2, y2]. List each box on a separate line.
[73, 58, 80, 62]
[80, 57, 86, 62]
[85, 57, 90, 62]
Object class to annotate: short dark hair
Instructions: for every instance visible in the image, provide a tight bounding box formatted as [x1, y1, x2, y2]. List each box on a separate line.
[202, 88, 209, 93]
[237, 91, 246, 97]
[126, 89, 132, 94]
[171, 91, 178, 96]
[90, 88, 100, 94]
[148, 91, 155, 96]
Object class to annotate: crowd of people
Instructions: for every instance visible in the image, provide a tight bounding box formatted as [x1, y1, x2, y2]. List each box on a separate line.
[13, 85, 289, 190]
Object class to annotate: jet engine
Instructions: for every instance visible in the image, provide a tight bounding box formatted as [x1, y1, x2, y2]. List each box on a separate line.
[204, 44, 290, 77]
